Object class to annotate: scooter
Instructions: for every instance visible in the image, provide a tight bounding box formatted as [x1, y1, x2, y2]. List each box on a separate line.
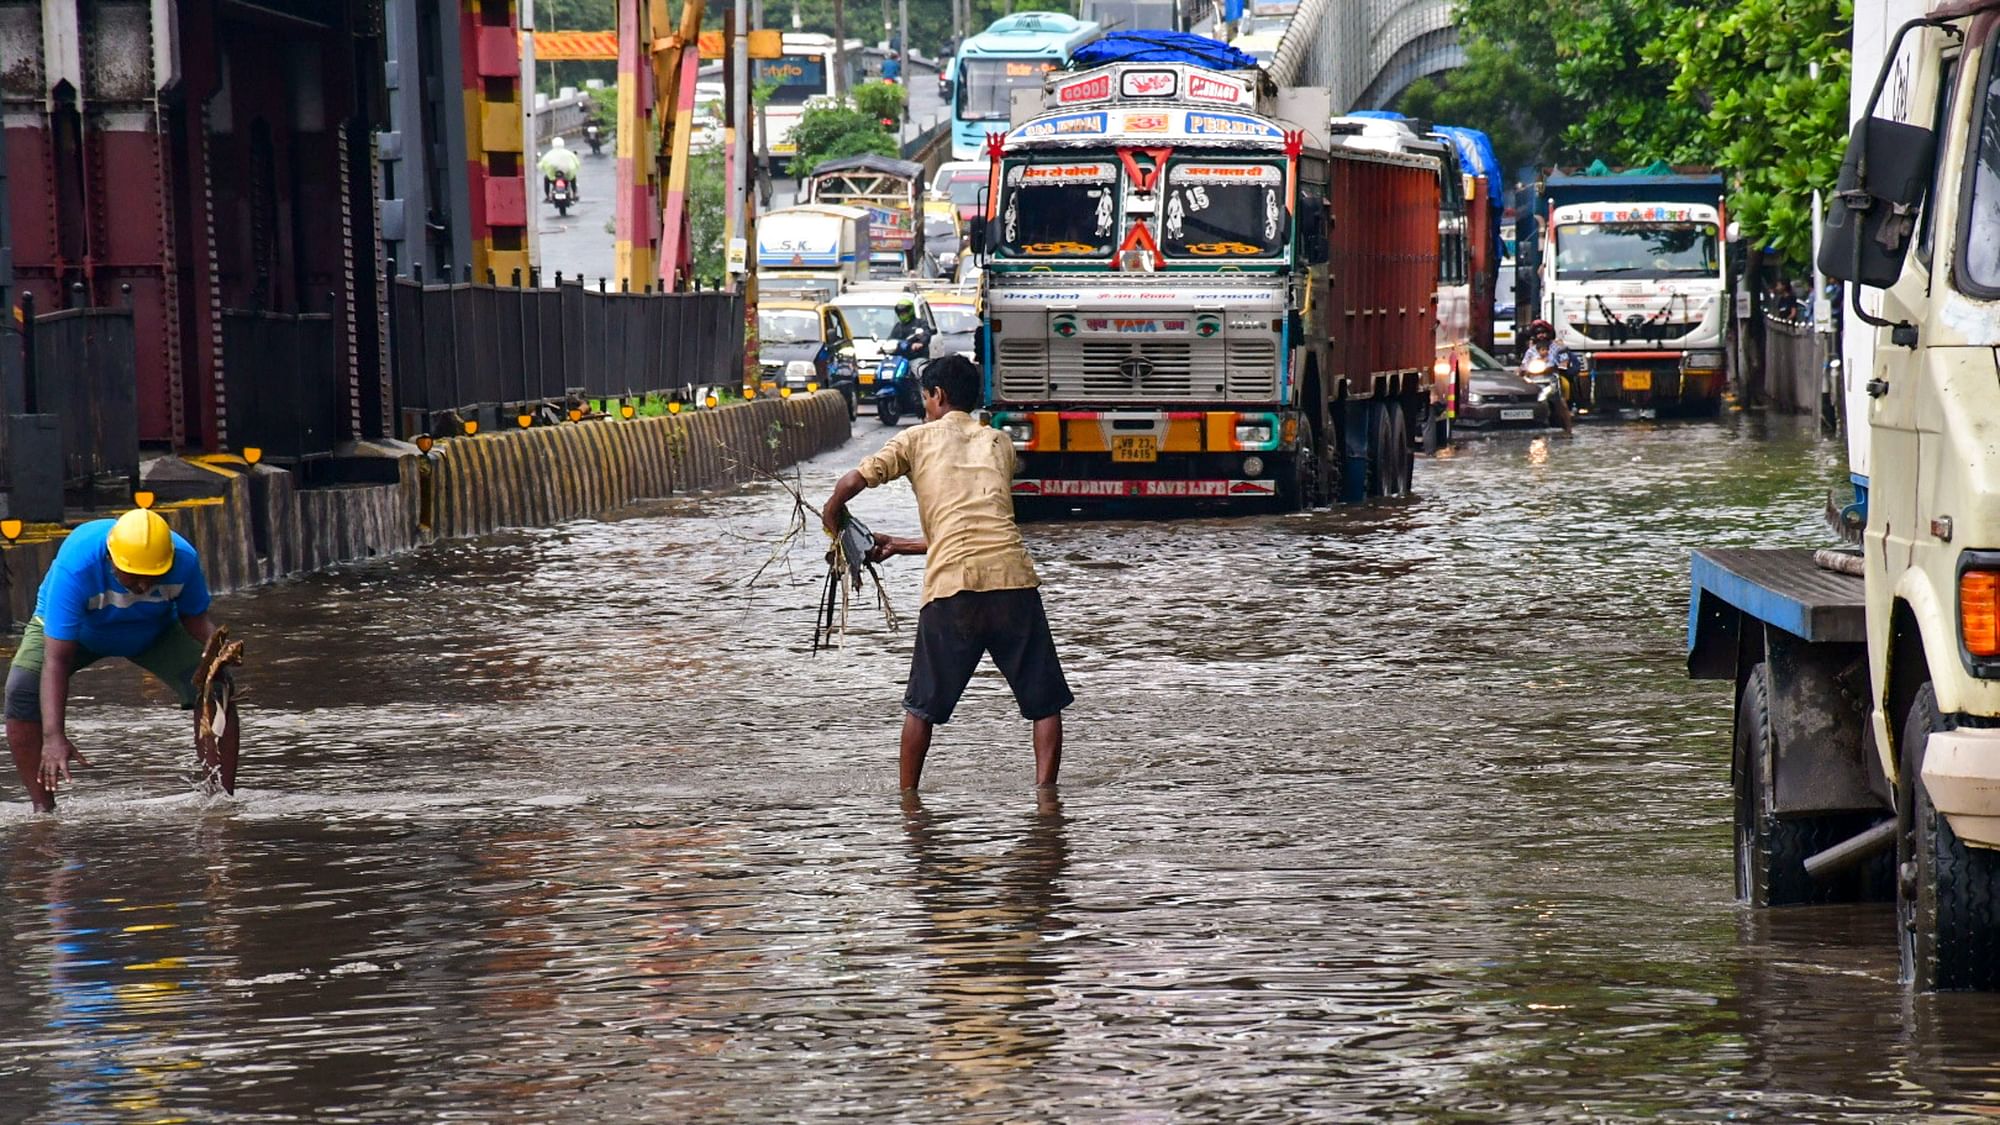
[551, 176, 573, 217]
[874, 330, 929, 425]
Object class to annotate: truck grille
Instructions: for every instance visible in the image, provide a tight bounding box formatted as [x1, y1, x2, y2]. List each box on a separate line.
[1571, 320, 1702, 343]
[1225, 338, 1278, 399]
[997, 339, 1049, 399]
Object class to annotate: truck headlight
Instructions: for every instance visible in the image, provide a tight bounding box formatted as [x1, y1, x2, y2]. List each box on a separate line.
[1682, 351, 1724, 371]
[1234, 420, 1274, 448]
[785, 360, 816, 384]
[999, 419, 1034, 448]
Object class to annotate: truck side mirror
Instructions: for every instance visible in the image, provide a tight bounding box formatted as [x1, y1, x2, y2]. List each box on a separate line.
[968, 215, 989, 257]
[1820, 116, 1937, 287]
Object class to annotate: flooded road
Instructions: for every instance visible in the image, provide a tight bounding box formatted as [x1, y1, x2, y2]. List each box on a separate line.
[3, 414, 1998, 1122]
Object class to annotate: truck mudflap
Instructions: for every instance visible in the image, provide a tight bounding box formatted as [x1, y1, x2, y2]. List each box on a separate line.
[1921, 729, 2000, 849]
[1013, 479, 1277, 500]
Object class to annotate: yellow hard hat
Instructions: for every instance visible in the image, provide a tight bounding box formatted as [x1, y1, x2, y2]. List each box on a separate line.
[107, 509, 175, 576]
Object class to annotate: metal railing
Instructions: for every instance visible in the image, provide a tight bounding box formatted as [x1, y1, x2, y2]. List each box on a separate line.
[1762, 313, 1835, 419]
[388, 277, 744, 435]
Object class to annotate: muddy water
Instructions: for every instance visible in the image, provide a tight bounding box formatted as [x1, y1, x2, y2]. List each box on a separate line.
[2, 415, 1997, 1122]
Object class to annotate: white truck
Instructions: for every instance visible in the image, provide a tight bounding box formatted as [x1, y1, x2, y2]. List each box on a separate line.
[1686, 0, 2000, 990]
[1531, 170, 1730, 415]
[754, 205, 872, 304]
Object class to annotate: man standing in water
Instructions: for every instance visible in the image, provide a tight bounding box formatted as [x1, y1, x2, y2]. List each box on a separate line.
[821, 355, 1073, 791]
[5, 508, 237, 811]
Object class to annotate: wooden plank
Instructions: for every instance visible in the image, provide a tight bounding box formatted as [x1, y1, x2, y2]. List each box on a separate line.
[1690, 547, 1865, 644]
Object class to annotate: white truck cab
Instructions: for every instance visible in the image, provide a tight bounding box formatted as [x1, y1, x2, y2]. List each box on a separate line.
[1687, 0, 2000, 991]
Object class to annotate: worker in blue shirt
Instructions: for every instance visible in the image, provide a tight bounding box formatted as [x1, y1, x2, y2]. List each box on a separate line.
[4, 509, 235, 811]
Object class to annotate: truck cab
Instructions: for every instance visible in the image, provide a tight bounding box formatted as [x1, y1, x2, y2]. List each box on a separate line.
[1687, 0, 2000, 990]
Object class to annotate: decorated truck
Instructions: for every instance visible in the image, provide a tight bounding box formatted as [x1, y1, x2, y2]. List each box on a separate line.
[976, 38, 1442, 511]
[801, 155, 928, 272]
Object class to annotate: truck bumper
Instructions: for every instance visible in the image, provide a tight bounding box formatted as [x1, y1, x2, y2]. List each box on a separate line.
[993, 408, 1298, 504]
[1584, 353, 1724, 410]
[1921, 727, 2000, 848]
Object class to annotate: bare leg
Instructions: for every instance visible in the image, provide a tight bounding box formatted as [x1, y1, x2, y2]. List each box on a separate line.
[1033, 714, 1062, 787]
[7, 718, 52, 812]
[900, 712, 934, 791]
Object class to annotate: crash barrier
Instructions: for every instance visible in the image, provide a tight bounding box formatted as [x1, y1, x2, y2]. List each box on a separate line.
[387, 277, 744, 437]
[220, 310, 343, 462]
[0, 392, 851, 628]
[24, 304, 140, 490]
[423, 391, 850, 539]
[1762, 314, 1834, 418]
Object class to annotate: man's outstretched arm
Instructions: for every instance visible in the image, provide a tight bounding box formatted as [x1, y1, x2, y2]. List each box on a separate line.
[821, 469, 869, 534]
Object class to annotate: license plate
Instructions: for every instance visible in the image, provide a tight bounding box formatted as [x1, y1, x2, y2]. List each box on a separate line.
[1621, 370, 1652, 392]
[858, 372, 875, 385]
[1112, 435, 1158, 463]
[1500, 408, 1535, 421]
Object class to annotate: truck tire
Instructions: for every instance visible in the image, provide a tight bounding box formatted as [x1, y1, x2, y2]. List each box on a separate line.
[1386, 402, 1415, 496]
[1734, 664, 1895, 907]
[1364, 401, 1390, 500]
[1898, 685, 2000, 990]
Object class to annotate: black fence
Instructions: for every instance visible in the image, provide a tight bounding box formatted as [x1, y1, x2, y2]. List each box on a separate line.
[388, 278, 744, 435]
[28, 305, 139, 489]
[222, 310, 341, 462]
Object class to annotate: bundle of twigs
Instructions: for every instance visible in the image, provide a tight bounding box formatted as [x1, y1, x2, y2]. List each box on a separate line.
[194, 626, 243, 785]
[725, 455, 900, 650]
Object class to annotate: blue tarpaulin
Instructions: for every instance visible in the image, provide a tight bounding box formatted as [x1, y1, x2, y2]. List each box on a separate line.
[1068, 31, 1259, 70]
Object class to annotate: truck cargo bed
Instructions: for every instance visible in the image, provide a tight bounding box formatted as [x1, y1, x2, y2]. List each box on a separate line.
[1688, 547, 1865, 652]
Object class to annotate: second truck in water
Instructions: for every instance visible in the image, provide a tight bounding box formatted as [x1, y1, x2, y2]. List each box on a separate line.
[977, 52, 1444, 510]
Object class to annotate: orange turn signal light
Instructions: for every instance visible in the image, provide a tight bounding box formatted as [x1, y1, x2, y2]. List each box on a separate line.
[1963, 570, 2000, 657]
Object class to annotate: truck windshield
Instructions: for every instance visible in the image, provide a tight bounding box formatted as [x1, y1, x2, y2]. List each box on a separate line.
[1160, 162, 1286, 258]
[1086, 0, 1177, 29]
[958, 58, 1060, 121]
[998, 161, 1118, 258]
[1555, 222, 1719, 279]
[758, 310, 820, 343]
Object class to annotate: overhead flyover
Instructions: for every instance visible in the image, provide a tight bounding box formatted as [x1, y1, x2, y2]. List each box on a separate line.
[1268, 0, 1465, 112]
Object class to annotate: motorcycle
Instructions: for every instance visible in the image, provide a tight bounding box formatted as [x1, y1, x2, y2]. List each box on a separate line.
[873, 329, 930, 425]
[584, 125, 604, 155]
[550, 175, 572, 217]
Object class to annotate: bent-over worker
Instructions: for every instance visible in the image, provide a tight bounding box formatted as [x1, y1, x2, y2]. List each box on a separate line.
[821, 355, 1073, 792]
[5, 509, 237, 812]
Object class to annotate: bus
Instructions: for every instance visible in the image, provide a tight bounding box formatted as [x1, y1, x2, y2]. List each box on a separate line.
[947, 13, 1101, 161]
[754, 33, 864, 173]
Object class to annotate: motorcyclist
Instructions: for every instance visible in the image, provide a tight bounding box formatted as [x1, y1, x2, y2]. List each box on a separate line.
[888, 298, 930, 361]
[584, 123, 604, 155]
[1519, 318, 1577, 433]
[538, 136, 582, 202]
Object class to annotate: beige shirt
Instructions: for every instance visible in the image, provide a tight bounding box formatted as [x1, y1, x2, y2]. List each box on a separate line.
[857, 411, 1040, 605]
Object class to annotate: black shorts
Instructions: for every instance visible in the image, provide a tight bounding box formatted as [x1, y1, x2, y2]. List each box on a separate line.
[904, 587, 1073, 725]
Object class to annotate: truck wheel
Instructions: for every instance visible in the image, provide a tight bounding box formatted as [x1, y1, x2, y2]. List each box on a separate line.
[1898, 685, 2000, 990]
[1386, 402, 1415, 496]
[1363, 402, 1390, 500]
[1734, 664, 1895, 907]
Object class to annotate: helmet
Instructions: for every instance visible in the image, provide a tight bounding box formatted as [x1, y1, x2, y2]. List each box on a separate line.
[551, 136, 567, 149]
[1528, 318, 1556, 340]
[107, 509, 175, 577]
[895, 299, 915, 319]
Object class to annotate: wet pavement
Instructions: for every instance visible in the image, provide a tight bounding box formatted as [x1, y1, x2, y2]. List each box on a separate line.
[4, 414, 2000, 1121]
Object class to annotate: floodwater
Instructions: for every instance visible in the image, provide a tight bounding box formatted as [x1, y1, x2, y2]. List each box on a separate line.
[3, 413, 1998, 1123]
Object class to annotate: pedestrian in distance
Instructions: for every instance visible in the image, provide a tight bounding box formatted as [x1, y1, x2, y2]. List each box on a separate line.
[5, 509, 238, 812]
[820, 354, 1073, 793]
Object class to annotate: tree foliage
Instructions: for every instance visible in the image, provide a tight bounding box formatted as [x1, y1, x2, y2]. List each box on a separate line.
[785, 83, 905, 176]
[1398, 0, 1850, 263]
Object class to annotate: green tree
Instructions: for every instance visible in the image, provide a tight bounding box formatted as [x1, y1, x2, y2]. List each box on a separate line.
[687, 148, 730, 281]
[784, 83, 903, 175]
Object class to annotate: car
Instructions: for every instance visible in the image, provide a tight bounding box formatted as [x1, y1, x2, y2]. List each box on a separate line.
[928, 160, 989, 224]
[1456, 343, 1552, 429]
[926, 291, 980, 361]
[922, 201, 965, 277]
[756, 300, 863, 419]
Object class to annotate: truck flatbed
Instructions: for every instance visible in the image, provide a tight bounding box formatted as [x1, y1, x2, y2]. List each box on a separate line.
[1687, 548, 1865, 674]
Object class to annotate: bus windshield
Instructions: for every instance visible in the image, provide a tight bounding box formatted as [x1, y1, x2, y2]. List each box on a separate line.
[757, 54, 832, 107]
[1160, 162, 1286, 258]
[957, 57, 1060, 121]
[1084, 0, 1177, 29]
[1554, 222, 1719, 280]
[998, 161, 1118, 258]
